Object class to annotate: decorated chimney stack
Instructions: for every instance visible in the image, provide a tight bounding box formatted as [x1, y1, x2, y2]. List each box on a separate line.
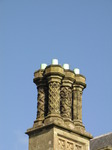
[26, 59, 92, 150]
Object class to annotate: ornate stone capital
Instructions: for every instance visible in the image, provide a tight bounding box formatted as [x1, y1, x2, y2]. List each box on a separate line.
[74, 74, 86, 89]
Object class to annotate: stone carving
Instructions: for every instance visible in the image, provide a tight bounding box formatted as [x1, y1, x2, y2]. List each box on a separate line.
[61, 86, 72, 119]
[37, 86, 46, 119]
[73, 89, 78, 120]
[66, 141, 74, 150]
[73, 88, 82, 120]
[58, 138, 65, 150]
[44, 87, 48, 117]
[58, 138, 75, 150]
[75, 144, 82, 150]
[78, 91, 82, 121]
[48, 82, 60, 114]
[76, 89, 81, 120]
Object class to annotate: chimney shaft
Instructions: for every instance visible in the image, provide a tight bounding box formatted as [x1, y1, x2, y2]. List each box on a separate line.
[33, 60, 86, 130]
[73, 74, 86, 130]
[26, 60, 93, 150]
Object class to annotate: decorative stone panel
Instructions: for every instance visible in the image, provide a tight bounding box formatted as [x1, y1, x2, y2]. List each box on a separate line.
[57, 136, 85, 150]
[58, 138, 65, 150]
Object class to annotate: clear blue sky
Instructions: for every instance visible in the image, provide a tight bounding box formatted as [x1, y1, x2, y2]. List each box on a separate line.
[0, 1, 112, 150]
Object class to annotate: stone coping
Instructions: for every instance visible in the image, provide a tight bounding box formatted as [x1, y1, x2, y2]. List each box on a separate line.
[26, 122, 93, 139]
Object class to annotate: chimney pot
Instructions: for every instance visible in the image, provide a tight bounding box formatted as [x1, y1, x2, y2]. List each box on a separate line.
[40, 64, 47, 69]
[52, 59, 58, 65]
[74, 68, 80, 74]
[63, 64, 69, 70]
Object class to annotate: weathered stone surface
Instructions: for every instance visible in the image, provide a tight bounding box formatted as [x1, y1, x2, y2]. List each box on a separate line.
[48, 81, 60, 114]
[44, 65, 65, 125]
[54, 127, 90, 150]
[28, 127, 53, 150]
[33, 69, 47, 127]
[44, 65, 65, 77]
[26, 123, 92, 150]
[61, 86, 72, 119]
[26, 63, 92, 150]
[60, 70, 75, 121]
[73, 74, 86, 130]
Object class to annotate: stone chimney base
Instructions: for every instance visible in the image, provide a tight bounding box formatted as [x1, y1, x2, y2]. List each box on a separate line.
[26, 123, 92, 150]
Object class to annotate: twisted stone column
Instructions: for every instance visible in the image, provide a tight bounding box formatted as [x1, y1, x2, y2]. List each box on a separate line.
[61, 86, 72, 119]
[33, 69, 47, 127]
[44, 65, 65, 125]
[73, 74, 86, 130]
[60, 70, 75, 128]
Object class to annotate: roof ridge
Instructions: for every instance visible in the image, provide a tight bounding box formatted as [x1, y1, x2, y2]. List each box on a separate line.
[91, 132, 112, 140]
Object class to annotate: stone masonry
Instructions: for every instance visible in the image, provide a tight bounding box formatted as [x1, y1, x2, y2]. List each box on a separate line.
[26, 59, 92, 150]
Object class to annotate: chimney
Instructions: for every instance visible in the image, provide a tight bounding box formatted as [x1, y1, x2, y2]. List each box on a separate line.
[33, 60, 86, 129]
[73, 68, 86, 130]
[60, 64, 75, 129]
[33, 63, 47, 127]
[26, 59, 92, 150]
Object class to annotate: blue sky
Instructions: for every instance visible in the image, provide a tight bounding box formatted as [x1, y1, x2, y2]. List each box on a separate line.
[0, 0, 112, 150]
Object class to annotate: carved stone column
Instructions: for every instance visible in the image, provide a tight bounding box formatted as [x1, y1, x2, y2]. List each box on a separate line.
[26, 61, 93, 150]
[44, 65, 65, 125]
[33, 69, 47, 127]
[60, 70, 75, 128]
[73, 74, 86, 130]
